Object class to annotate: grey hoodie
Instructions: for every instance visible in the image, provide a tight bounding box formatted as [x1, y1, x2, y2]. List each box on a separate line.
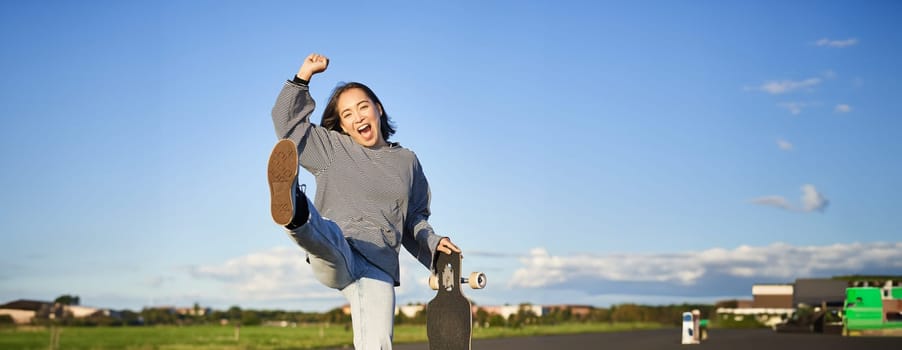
[271, 80, 444, 285]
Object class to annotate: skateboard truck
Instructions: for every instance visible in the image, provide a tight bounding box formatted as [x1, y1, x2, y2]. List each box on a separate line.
[429, 268, 487, 290]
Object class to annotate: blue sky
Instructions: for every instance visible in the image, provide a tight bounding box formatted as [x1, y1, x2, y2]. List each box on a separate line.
[1, 1, 900, 311]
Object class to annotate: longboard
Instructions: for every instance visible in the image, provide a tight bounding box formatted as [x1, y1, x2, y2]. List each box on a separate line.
[426, 252, 486, 350]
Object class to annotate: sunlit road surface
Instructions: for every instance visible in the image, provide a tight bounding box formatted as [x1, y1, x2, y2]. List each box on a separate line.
[371, 328, 902, 350]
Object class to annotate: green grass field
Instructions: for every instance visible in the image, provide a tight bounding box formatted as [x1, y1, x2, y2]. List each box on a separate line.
[0, 322, 663, 349]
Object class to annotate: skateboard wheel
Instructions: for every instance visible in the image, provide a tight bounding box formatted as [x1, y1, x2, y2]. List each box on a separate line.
[468, 272, 487, 289]
[429, 274, 439, 290]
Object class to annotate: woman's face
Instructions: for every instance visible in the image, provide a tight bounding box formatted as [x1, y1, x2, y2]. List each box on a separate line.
[337, 88, 387, 148]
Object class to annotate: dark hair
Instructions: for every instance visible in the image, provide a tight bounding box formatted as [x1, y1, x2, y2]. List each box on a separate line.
[321, 82, 395, 142]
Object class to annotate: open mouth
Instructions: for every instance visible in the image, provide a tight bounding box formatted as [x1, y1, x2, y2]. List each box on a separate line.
[357, 124, 373, 139]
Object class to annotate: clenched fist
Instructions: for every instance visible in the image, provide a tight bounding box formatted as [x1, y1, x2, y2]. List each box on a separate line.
[297, 53, 329, 81]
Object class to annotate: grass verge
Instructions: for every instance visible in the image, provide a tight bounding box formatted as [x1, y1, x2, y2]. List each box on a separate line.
[0, 322, 664, 349]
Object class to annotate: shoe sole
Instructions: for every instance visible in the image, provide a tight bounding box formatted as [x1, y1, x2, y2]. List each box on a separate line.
[268, 139, 298, 226]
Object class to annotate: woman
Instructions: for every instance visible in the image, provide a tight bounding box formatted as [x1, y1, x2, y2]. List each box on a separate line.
[267, 53, 461, 349]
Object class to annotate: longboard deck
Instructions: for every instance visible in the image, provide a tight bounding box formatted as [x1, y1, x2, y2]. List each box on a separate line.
[426, 252, 472, 350]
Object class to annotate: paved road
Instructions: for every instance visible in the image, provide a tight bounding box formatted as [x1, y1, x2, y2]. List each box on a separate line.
[375, 328, 902, 350]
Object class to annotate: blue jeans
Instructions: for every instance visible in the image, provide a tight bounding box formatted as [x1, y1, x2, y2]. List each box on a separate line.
[285, 195, 395, 350]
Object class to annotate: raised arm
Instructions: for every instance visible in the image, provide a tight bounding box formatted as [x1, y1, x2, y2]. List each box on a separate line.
[271, 53, 337, 175]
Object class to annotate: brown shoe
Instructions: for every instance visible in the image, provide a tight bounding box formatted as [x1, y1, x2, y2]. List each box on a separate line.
[268, 139, 300, 226]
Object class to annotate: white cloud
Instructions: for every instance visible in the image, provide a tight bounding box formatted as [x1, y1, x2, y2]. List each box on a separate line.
[757, 78, 821, 95]
[185, 237, 888, 308]
[187, 246, 337, 301]
[835, 104, 852, 113]
[815, 38, 858, 48]
[185, 246, 438, 308]
[779, 102, 807, 115]
[509, 242, 902, 295]
[750, 196, 794, 211]
[801, 184, 829, 212]
[777, 139, 793, 151]
[751, 184, 829, 213]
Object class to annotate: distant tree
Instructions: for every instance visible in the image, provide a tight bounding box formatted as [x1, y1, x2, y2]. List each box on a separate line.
[227, 306, 242, 324]
[518, 305, 539, 326]
[411, 308, 427, 324]
[587, 307, 611, 323]
[475, 308, 490, 327]
[241, 310, 261, 326]
[611, 303, 643, 323]
[394, 310, 409, 325]
[321, 307, 350, 324]
[488, 314, 506, 328]
[715, 300, 739, 309]
[120, 310, 143, 326]
[141, 307, 176, 325]
[207, 309, 228, 324]
[507, 304, 538, 328]
[0, 314, 14, 326]
[295, 311, 320, 324]
[54, 295, 80, 306]
[82, 312, 123, 327]
[541, 306, 574, 325]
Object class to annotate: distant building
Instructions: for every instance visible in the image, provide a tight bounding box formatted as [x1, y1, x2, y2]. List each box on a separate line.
[0, 299, 113, 324]
[389, 303, 594, 320]
[396, 304, 425, 318]
[717, 278, 856, 328]
[175, 306, 212, 317]
[752, 284, 794, 309]
[542, 304, 594, 318]
[717, 284, 794, 328]
[0, 299, 51, 324]
[66, 305, 101, 318]
[477, 304, 543, 319]
[793, 278, 847, 307]
[147, 306, 177, 314]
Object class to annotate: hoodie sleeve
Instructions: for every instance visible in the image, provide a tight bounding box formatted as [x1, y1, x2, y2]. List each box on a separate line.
[402, 154, 445, 270]
[271, 80, 336, 175]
